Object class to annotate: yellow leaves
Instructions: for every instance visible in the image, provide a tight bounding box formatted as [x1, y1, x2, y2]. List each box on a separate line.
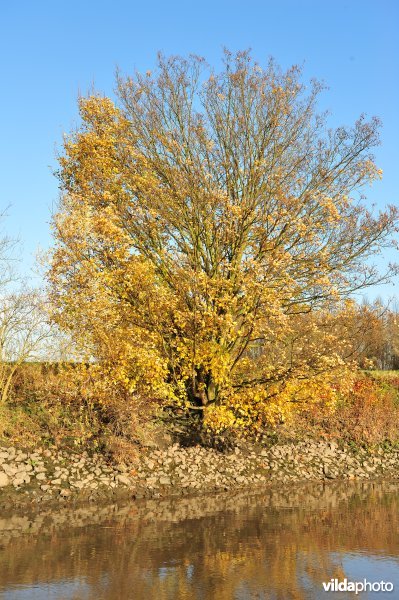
[78, 95, 121, 128]
[47, 53, 398, 438]
[201, 370, 349, 436]
[204, 405, 237, 433]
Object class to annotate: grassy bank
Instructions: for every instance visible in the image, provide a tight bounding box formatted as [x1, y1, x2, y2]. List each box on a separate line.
[1, 364, 399, 459]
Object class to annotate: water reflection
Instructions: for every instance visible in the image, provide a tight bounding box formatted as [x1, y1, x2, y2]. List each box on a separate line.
[1, 482, 399, 599]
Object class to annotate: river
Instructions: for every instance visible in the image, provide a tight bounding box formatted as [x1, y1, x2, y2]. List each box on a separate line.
[0, 482, 398, 599]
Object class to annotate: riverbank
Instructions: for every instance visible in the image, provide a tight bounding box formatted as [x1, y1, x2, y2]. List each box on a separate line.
[2, 439, 399, 510]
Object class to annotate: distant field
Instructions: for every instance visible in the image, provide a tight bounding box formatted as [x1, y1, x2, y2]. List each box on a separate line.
[366, 370, 399, 380]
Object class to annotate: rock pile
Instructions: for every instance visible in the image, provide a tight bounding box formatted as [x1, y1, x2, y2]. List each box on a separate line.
[132, 440, 399, 498]
[1, 440, 399, 505]
[0, 446, 134, 502]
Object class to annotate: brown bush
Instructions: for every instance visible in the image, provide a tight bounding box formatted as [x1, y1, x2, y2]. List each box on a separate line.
[291, 374, 399, 445]
[0, 362, 160, 457]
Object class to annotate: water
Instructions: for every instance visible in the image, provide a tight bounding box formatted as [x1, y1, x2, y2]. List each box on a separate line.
[1, 482, 399, 599]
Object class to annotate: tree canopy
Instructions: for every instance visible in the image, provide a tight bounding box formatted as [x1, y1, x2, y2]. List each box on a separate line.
[49, 51, 398, 433]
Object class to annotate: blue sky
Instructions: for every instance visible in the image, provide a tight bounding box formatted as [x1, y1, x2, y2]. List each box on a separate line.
[1, 0, 398, 300]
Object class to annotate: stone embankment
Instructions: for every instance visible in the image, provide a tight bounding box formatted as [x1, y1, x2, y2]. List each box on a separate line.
[1, 440, 399, 506]
[0, 446, 132, 506]
[132, 440, 399, 498]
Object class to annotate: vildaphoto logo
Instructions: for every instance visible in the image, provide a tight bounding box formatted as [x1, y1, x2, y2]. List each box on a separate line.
[322, 579, 394, 594]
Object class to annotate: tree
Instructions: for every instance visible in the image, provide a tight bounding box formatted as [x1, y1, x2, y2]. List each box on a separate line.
[0, 288, 54, 404]
[352, 299, 399, 370]
[49, 51, 398, 431]
[0, 212, 56, 404]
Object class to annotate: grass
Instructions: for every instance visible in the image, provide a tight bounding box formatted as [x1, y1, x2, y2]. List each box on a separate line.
[1, 363, 399, 453]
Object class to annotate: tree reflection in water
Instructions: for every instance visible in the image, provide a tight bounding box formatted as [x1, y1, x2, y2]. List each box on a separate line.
[1, 482, 399, 599]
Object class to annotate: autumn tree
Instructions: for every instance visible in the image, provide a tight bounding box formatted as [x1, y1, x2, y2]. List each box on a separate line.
[0, 288, 56, 404]
[351, 299, 399, 370]
[0, 212, 56, 404]
[49, 51, 398, 432]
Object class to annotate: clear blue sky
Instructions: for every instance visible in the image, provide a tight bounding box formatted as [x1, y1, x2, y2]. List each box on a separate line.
[1, 0, 398, 300]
